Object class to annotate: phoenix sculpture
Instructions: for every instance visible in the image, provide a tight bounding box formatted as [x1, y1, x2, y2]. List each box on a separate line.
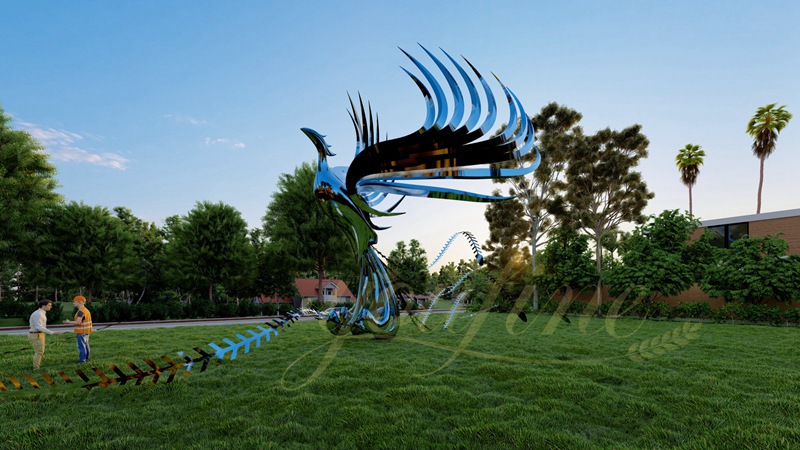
[302, 46, 540, 337]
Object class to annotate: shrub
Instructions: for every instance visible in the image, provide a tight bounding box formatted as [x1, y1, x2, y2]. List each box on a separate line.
[237, 300, 260, 317]
[682, 302, 712, 319]
[0, 300, 35, 319]
[260, 303, 278, 316]
[215, 302, 238, 318]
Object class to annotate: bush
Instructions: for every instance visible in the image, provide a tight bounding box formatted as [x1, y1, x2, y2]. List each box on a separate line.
[783, 308, 800, 324]
[278, 303, 296, 315]
[215, 302, 238, 318]
[0, 300, 35, 319]
[237, 300, 260, 317]
[47, 301, 64, 323]
[260, 303, 278, 316]
[682, 302, 712, 319]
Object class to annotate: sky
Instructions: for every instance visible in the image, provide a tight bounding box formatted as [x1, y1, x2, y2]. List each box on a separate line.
[1, 1, 798, 269]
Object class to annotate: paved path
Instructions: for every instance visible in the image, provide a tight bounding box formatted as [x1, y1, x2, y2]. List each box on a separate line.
[0, 315, 307, 336]
[0, 310, 459, 336]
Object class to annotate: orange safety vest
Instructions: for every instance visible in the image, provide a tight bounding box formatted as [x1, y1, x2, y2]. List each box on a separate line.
[73, 306, 93, 334]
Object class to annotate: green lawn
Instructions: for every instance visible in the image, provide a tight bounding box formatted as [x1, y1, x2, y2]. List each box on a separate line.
[1, 312, 799, 449]
[0, 317, 25, 327]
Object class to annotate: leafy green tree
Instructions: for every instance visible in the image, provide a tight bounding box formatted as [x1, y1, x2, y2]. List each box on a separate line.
[113, 207, 165, 303]
[607, 210, 706, 304]
[46, 201, 137, 301]
[746, 103, 792, 214]
[536, 226, 597, 297]
[262, 162, 356, 304]
[163, 201, 255, 302]
[484, 192, 530, 271]
[675, 144, 706, 217]
[555, 125, 654, 306]
[485, 103, 583, 310]
[0, 106, 62, 299]
[702, 234, 800, 304]
[250, 228, 296, 299]
[387, 239, 429, 295]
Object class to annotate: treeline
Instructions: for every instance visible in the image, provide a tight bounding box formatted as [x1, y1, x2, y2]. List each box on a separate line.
[1, 105, 359, 317]
[458, 209, 800, 317]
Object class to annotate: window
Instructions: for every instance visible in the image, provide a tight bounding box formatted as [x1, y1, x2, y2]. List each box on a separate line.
[708, 222, 749, 248]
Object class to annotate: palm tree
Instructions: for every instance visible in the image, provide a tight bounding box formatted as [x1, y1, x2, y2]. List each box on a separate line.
[746, 103, 792, 214]
[675, 144, 706, 217]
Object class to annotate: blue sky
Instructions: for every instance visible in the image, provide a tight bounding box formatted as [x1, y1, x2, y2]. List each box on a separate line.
[2, 1, 798, 267]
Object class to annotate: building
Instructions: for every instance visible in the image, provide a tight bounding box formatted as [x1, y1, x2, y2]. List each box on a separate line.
[664, 208, 800, 307]
[259, 278, 355, 308]
[698, 208, 800, 254]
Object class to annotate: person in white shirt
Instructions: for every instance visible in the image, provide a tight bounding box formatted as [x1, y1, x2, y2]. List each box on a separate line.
[28, 300, 63, 370]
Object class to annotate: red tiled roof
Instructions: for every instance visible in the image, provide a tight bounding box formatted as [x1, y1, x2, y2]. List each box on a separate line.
[258, 278, 355, 304]
[294, 278, 355, 299]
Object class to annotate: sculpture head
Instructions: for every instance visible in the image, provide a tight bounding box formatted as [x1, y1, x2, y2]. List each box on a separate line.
[301, 127, 335, 159]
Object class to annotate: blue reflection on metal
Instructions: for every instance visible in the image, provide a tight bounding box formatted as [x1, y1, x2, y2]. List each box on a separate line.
[303, 46, 540, 336]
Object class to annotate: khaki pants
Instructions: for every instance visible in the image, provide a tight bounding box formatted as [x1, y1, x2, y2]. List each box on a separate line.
[28, 333, 45, 370]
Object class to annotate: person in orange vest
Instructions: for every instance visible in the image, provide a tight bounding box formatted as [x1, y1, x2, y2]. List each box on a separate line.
[64, 295, 93, 363]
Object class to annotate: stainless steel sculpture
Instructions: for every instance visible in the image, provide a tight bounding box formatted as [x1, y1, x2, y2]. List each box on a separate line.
[303, 46, 540, 337]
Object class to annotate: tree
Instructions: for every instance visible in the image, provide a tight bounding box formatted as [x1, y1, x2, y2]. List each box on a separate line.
[0, 105, 62, 299]
[262, 162, 356, 304]
[607, 210, 707, 304]
[485, 103, 583, 310]
[675, 144, 706, 217]
[250, 228, 296, 300]
[163, 201, 255, 302]
[746, 103, 792, 214]
[484, 193, 530, 271]
[113, 207, 165, 303]
[46, 201, 137, 301]
[555, 125, 654, 306]
[536, 226, 597, 298]
[387, 239, 429, 295]
[702, 234, 800, 304]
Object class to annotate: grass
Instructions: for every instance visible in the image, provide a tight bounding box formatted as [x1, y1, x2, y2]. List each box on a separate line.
[0, 318, 25, 327]
[1, 311, 800, 449]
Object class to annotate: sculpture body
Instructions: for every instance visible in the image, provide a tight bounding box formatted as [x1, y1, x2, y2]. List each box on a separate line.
[303, 47, 540, 336]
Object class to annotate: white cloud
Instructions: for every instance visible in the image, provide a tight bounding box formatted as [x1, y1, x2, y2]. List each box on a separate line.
[163, 114, 207, 126]
[15, 120, 129, 170]
[204, 137, 246, 149]
[49, 146, 129, 170]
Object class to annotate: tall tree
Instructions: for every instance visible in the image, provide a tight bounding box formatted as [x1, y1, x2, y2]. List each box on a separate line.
[555, 125, 654, 306]
[113, 207, 165, 303]
[484, 102, 583, 309]
[387, 239, 429, 295]
[746, 103, 792, 214]
[46, 201, 136, 301]
[262, 162, 356, 304]
[675, 144, 706, 217]
[163, 201, 255, 302]
[250, 228, 297, 300]
[0, 106, 62, 299]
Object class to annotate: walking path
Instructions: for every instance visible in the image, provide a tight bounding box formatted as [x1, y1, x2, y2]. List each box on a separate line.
[0, 315, 304, 336]
[0, 310, 458, 336]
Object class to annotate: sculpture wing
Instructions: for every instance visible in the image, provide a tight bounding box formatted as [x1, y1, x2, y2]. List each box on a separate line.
[345, 46, 540, 204]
